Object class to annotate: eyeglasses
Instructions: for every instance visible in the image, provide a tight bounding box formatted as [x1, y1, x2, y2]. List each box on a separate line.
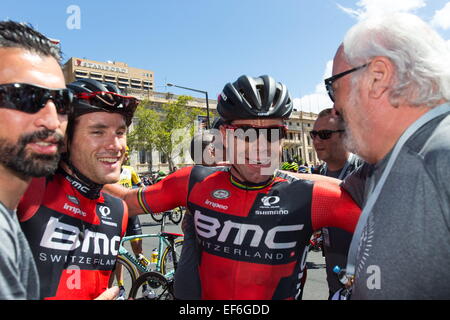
[324, 63, 369, 102]
[75, 91, 139, 111]
[223, 124, 287, 143]
[309, 129, 345, 140]
[0, 83, 73, 115]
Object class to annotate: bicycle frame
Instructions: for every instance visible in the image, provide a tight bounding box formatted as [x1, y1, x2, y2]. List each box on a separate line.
[118, 233, 173, 276]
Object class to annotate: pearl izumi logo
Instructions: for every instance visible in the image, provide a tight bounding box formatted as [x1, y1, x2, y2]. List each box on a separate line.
[261, 196, 280, 207]
[256, 196, 288, 215]
[99, 206, 111, 217]
[98, 205, 117, 227]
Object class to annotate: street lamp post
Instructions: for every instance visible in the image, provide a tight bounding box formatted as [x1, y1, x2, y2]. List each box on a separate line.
[166, 83, 211, 129]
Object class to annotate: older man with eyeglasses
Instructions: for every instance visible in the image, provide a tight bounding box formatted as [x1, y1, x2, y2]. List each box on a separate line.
[327, 13, 450, 299]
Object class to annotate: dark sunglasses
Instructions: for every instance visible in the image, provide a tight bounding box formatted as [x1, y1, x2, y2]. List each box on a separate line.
[0, 83, 73, 115]
[75, 91, 139, 112]
[223, 124, 287, 143]
[324, 63, 369, 102]
[310, 129, 345, 140]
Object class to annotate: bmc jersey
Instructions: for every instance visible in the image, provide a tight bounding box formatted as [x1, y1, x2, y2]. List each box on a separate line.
[17, 169, 128, 300]
[137, 166, 360, 300]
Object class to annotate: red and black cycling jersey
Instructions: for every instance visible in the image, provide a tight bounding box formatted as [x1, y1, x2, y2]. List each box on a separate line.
[17, 168, 128, 300]
[137, 165, 360, 300]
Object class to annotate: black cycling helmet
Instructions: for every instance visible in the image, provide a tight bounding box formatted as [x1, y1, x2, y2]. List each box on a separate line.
[217, 75, 293, 121]
[63, 79, 138, 191]
[67, 78, 138, 126]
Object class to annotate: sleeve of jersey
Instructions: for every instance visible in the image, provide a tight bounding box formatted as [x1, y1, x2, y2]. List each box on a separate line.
[311, 181, 361, 233]
[17, 177, 46, 222]
[137, 166, 192, 215]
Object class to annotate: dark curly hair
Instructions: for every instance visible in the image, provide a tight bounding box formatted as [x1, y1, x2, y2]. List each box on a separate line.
[0, 20, 61, 62]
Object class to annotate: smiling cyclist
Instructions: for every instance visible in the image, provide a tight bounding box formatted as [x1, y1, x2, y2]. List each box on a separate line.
[104, 74, 361, 300]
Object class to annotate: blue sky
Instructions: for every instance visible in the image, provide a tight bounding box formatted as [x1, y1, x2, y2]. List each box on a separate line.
[3, 0, 450, 113]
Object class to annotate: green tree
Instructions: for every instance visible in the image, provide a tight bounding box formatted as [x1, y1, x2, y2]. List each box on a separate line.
[128, 95, 205, 172]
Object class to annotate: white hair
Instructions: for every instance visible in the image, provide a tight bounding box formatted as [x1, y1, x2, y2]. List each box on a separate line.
[343, 12, 450, 108]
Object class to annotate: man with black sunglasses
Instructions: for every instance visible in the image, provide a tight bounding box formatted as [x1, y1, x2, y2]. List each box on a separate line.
[0, 21, 69, 299]
[16, 78, 138, 300]
[104, 74, 362, 300]
[311, 108, 362, 299]
[329, 13, 450, 299]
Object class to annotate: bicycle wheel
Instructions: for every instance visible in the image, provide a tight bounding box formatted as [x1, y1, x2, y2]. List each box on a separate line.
[160, 239, 184, 277]
[129, 271, 174, 300]
[110, 256, 138, 297]
[150, 211, 165, 223]
[169, 207, 184, 224]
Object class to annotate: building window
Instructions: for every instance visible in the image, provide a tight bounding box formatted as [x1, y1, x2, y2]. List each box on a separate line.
[160, 153, 168, 164]
[90, 72, 103, 80]
[75, 70, 88, 76]
[139, 150, 146, 164]
[104, 75, 116, 81]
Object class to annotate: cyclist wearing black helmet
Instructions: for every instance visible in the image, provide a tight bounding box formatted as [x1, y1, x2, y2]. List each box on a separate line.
[16, 78, 138, 300]
[105, 75, 361, 300]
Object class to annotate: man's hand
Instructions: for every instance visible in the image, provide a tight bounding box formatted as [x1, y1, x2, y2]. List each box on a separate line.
[94, 286, 119, 300]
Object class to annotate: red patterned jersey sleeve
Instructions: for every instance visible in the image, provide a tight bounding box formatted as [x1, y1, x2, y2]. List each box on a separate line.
[311, 181, 361, 233]
[17, 177, 47, 222]
[137, 166, 192, 215]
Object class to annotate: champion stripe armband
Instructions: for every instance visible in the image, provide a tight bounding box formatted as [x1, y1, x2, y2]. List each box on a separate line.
[137, 187, 152, 215]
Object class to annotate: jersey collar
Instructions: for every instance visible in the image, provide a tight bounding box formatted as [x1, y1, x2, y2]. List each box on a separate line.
[229, 170, 274, 190]
[58, 167, 103, 200]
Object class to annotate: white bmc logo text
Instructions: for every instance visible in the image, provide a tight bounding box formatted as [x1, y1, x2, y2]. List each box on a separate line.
[194, 210, 303, 249]
[40, 217, 120, 256]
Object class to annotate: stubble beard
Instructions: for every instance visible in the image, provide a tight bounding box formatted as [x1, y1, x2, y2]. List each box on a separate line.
[0, 129, 64, 178]
[340, 83, 367, 160]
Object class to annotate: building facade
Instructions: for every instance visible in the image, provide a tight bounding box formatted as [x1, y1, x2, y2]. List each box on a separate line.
[282, 111, 319, 166]
[63, 57, 155, 98]
[63, 57, 319, 174]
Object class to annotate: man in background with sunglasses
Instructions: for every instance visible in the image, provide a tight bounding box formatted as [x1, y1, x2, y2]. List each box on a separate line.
[0, 21, 71, 299]
[310, 108, 363, 299]
[16, 78, 138, 299]
[105, 74, 362, 300]
[328, 13, 450, 299]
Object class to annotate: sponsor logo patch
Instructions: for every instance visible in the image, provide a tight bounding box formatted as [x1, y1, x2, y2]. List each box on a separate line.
[211, 189, 230, 200]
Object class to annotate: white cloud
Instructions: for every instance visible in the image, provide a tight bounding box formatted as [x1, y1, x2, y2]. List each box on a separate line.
[431, 2, 450, 30]
[338, 0, 426, 20]
[293, 60, 333, 114]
